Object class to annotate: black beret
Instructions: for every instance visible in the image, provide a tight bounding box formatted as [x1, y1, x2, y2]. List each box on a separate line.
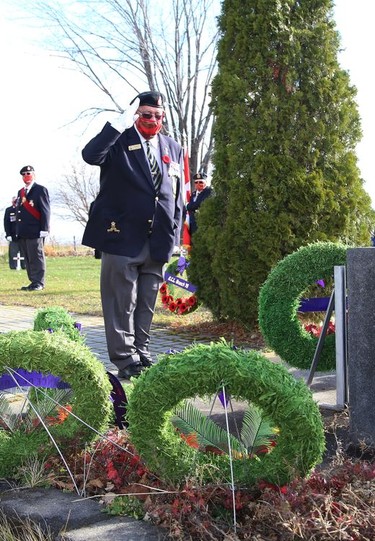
[130, 91, 165, 109]
[20, 165, 35, 174]
[193, 172, 207, 180]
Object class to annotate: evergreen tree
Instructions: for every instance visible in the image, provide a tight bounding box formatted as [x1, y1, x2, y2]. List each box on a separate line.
[189, 0, 375, 328]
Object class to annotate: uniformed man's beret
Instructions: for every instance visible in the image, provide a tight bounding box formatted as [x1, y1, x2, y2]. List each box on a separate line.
[20, 165, 35, 174]
[193, 172, 207, 180]
[130, 91, 165, 109]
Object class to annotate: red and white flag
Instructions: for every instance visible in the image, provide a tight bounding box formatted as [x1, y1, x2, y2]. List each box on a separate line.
[182, 147, 191, 248]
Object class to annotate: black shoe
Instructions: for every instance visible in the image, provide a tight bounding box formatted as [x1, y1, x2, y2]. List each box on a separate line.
[28, 284, 44, 291]
[140, 356, 154, 368]
[117, 362, 144, 379]
[20, 283, 44, 291]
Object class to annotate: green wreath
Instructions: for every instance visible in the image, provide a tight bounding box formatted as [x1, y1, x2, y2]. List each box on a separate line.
[0, 330, 112, 476]
[258, 242, 348, 371]
[127, 341, 325, 486]
[159, 258, 200, 315]
[33, 306, 84, 343]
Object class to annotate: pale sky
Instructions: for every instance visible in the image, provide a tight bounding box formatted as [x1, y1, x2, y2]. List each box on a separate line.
[1, 1, 374, 243]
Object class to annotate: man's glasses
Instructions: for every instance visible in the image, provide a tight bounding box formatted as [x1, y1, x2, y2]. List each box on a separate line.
[21, 172, 32, 176]
[195, 180, 205, 184]
[137, 111, 164, 120]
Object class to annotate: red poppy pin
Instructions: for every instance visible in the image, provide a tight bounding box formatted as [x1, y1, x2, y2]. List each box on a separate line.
[162, 155, 171, 164]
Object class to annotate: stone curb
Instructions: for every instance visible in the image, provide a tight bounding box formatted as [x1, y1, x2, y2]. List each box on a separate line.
[0, 485, 165, 540]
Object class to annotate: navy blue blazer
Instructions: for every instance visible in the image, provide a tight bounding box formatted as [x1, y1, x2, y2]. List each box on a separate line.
[4, 206, 17, 240]
[186, 186, 212, 234]
[15, 183, 50, 239]
[82, 123, 184, 263]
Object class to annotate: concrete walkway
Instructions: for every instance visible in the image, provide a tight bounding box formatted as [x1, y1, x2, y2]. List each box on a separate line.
[0, 303, 339, 540]
[0, 304, 196, 374]
[0, 304, 338, 406]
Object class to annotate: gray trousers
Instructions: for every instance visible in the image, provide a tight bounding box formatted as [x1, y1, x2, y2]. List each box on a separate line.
[100, 242, 164, 370]
[18, 237, 46, 286]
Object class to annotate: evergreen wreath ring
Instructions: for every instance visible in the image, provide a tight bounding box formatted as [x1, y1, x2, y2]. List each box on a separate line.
[159, 258, 200, 315]
[33, 306, 84, 343]
[0, 330, 112, 475]
[127, 341, 325, 486]
[258, 242, 348, 371]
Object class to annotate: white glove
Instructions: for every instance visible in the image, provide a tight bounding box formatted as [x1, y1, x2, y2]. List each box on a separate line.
[39, 231, 48, 238]
[110, 98, 140, 133]
[6, 236, 12, 242]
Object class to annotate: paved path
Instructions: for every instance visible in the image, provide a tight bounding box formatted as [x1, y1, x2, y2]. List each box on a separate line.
[0, 304, 204, 373]
[0, 304, 339, 407]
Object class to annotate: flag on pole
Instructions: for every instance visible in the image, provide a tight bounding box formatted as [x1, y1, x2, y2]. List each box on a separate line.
[182, 147, 191, 249]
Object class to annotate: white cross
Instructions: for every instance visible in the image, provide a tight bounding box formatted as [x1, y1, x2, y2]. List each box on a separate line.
[13, 252, 25, 271]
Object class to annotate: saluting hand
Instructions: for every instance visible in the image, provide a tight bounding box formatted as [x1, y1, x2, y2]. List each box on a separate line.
[110, 98, 140, 133]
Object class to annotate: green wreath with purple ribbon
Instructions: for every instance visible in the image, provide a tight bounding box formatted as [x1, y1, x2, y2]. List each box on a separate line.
[258, 242, 348, 371]
[0, 330, 112, 476]
[127, 341, 325, 486]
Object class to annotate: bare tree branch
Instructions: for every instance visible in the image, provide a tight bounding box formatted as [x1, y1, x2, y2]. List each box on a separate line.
[52, 164, 99, 226]
[21, 0, 220, 178]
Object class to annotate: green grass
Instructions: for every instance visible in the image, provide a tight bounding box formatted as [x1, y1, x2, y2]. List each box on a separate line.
[0, 255, 213, 326]
[0, 256, 102, 315]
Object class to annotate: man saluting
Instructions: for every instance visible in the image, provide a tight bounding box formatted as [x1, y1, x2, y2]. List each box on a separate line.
[82, 91, 184, 379]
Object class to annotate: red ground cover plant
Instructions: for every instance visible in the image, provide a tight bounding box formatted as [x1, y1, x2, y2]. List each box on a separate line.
[45, 429, 161, 495]
[304, 321, 335, 338]
[44, 425, 375, 540]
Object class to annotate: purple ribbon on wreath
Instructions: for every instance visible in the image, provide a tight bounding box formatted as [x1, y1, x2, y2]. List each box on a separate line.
[0, 369, 70, 391]
[176, 256, 189, 275]
[218, 389, 230, 407]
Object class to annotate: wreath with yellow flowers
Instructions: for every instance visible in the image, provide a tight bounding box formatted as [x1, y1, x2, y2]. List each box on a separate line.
[159, 256, 200, 315]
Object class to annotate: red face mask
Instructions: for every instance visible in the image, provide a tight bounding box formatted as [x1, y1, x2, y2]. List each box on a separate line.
[135, 115, 163, 139]
[22, 173, 33, 185]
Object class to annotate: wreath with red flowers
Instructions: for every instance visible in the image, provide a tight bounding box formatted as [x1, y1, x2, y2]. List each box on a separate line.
[159, 257, 200, 315]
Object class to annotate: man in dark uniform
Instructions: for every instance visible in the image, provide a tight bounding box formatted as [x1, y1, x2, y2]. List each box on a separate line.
[4, 197, 26, 270]
[16, 165, 50, 291]
[186, 172, 212, 235]
[82, 91, 184, 379]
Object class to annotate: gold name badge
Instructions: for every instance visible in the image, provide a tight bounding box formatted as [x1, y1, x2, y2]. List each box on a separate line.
[128, 144, 142, 151]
